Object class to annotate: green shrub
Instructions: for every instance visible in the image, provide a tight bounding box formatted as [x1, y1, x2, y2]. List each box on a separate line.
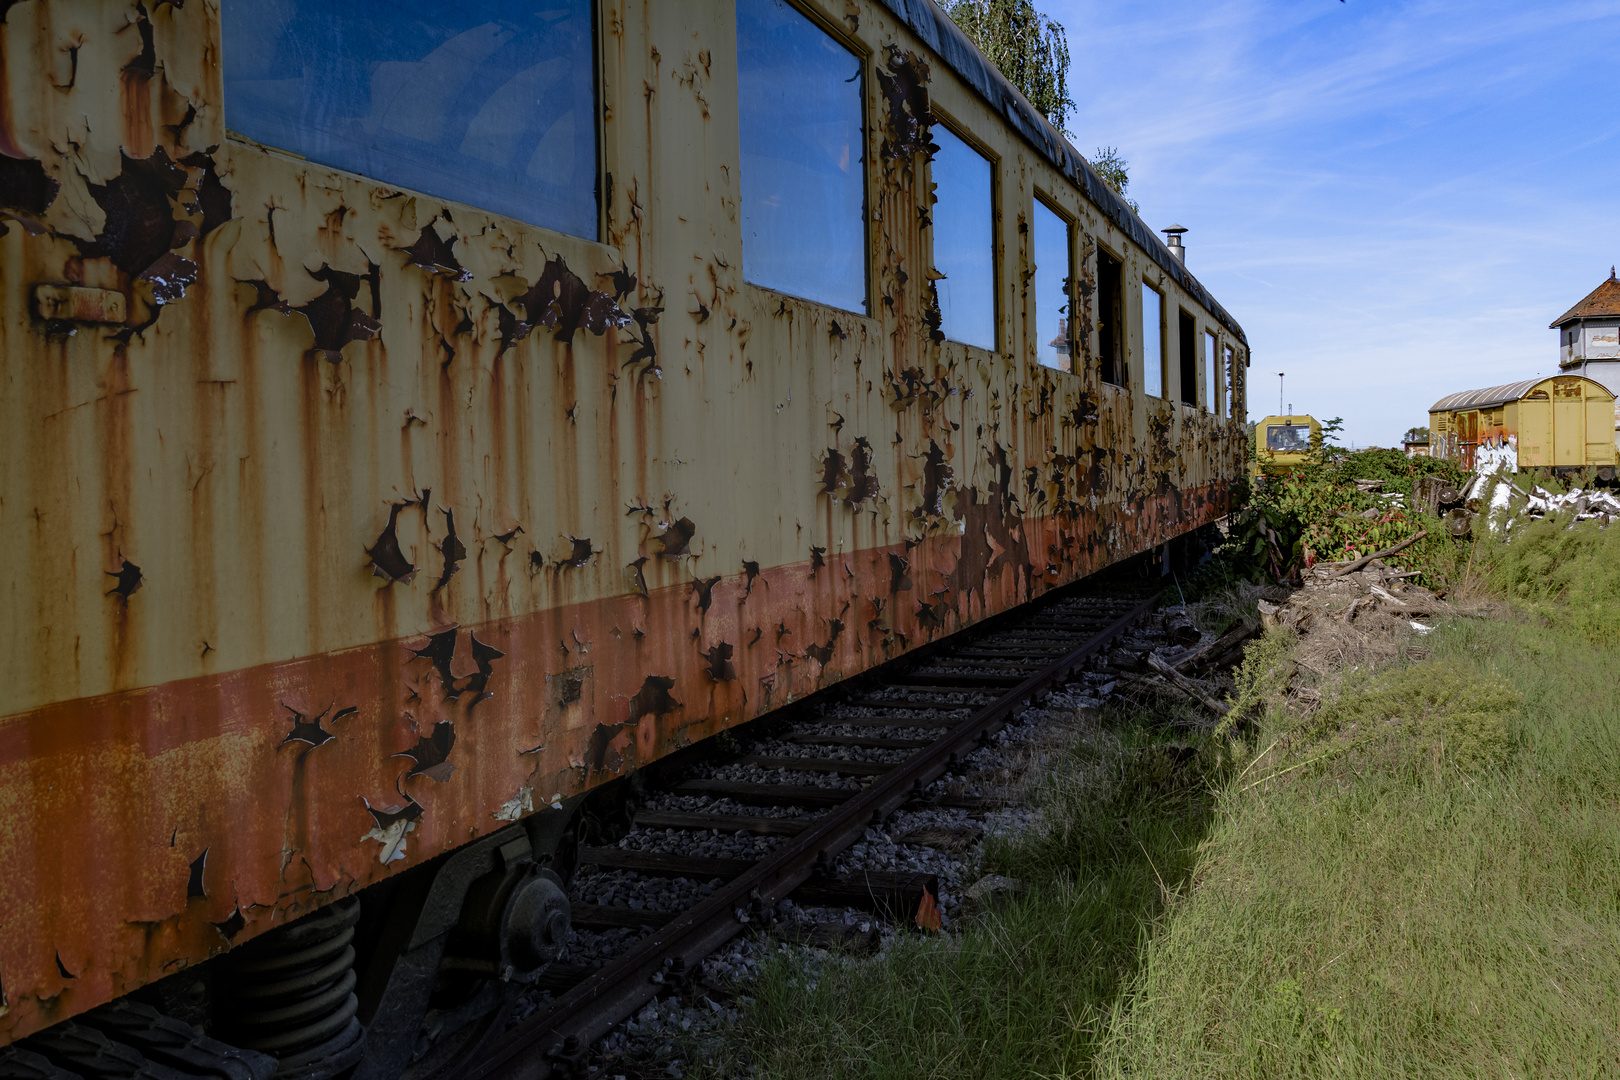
[1215, 626, 1296, 738]
[1207, 450, 1469, 588]
[1298, 663, 1522, 775]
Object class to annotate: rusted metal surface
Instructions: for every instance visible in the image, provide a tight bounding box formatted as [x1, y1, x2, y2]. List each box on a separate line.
[1428, 375, 1616, 469]
[873, 0, 1245, 342]
[0, 0, 1248, 1044]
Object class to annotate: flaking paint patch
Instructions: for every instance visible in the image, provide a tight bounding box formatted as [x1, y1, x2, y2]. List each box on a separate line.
[360, 797, 422, 865]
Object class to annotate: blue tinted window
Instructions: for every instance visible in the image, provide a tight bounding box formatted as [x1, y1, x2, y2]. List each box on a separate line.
[1032, 199, 1070, 372]
[223, 1, 597, 240]
[1141, 283, 1164, 397]
[1205, 330, 1219, 413]
[932, 126, 995, 350]
[738, 0, 866, 313]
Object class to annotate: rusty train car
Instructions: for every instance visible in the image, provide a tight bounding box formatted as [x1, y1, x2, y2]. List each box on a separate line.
[0, 0, 1248, 1073]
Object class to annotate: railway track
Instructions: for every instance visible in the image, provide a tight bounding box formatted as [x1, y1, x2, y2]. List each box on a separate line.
[456, 579, 1163, 1080]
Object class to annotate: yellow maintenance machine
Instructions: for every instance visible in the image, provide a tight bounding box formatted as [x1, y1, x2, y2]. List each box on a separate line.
[1251, 415, 1322, 476]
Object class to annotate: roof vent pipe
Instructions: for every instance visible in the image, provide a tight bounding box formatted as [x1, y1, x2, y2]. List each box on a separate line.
[1162, 224, 1187, 263]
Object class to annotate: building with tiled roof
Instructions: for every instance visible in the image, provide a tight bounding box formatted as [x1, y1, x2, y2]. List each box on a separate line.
[1554, 268, 1620, 397]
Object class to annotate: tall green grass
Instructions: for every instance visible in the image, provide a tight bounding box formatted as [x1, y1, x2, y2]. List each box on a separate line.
[1487, 512, 1620, 645]
[1099, 611, 1620, 1077]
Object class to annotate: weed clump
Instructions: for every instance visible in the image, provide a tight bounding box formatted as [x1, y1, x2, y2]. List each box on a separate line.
[1299, 663, 1522, 775]
[1216, 626, 1296, 737]
[1484, 511, 1620, 645]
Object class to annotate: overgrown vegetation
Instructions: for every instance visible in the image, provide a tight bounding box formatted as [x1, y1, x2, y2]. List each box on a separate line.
[1191, 446, 1472, 594]
[700, 507, 1620, 1079]
[1098, 539, 1620, 1075]
[1088, 146, 1138, 212]
[1485, 509, 1620, 645]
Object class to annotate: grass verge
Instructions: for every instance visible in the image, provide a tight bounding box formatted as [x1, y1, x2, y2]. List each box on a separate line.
[1099, 529, 1620, 1077]
[701, 523, 1620, 1078]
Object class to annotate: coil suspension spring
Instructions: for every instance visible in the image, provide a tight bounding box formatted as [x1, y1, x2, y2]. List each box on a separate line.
[214, 896, 366, 1079]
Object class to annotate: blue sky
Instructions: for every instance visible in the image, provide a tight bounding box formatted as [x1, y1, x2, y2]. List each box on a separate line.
[1042, 0, 1620, 445]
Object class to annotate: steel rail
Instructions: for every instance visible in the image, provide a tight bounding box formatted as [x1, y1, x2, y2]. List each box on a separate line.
[467, 589, 1160, 1080]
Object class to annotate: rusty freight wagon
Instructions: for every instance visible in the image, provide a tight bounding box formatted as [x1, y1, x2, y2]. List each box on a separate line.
[0, 0, 1249, 1074]
[1428, 375, 1617, 474]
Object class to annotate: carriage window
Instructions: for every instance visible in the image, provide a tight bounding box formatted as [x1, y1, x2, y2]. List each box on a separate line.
[1267, 425, 1312, 452]
[1205, 331, 1220, 414]
[1032, 199, 1071, 372]
[931, 126, 995, 350]
[1178, 308, 1197, 405]
[738, 0, 866, 313]
[223, 1, 598, 240]
[1097, 249, 1124, 386]
[1224, 344, 1237, 415]
[1141, 283, 1164, 398]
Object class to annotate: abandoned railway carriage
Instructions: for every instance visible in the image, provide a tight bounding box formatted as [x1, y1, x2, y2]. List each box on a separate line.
[0, 0, 1249, 1073]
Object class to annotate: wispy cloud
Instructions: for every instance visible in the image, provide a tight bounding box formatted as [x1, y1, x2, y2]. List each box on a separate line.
[1042, 0, 1620, 443]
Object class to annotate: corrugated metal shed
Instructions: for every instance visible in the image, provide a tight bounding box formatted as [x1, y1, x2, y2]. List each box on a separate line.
[1430, 379, 1544, 413]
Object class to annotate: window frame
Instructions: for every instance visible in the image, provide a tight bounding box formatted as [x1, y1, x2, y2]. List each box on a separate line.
[222, 0, 608, 244]
[1031, 190, 1075, 375]
[1177, 306, 1198, 407]
[1223, 343, 1238, 417]
[1140, 279, 1166, 399]
[590, 0, 606, 242]
[926, 109, 1001, 353]
[735, 0, 873, 316]
[1094, 243, 1126, 388]
[1204, 329, 1221, 415]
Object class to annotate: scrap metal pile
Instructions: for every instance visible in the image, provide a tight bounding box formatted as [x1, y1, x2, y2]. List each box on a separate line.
[1400, 471, 1620, 540]
[1477, 475, 1620, 536]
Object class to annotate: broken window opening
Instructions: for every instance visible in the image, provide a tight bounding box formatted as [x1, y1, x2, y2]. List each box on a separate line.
[222, 0, 598, 239]
[1032, 198, 1071, 374]
[1096, 249, 1124, 386]
[1178, 308, 1197, 406]
[737, 0, 867, 314]
[930, 125, 995, 351]
[1140, 282, 1164, 399]
[1205, 330, 1220, 415]
[1224, 344, 1238, 415]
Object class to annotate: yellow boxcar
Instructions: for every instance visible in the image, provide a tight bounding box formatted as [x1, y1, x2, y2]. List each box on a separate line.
[0, 0, 1249, 1068]
[1428, 375, 1616, 472]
